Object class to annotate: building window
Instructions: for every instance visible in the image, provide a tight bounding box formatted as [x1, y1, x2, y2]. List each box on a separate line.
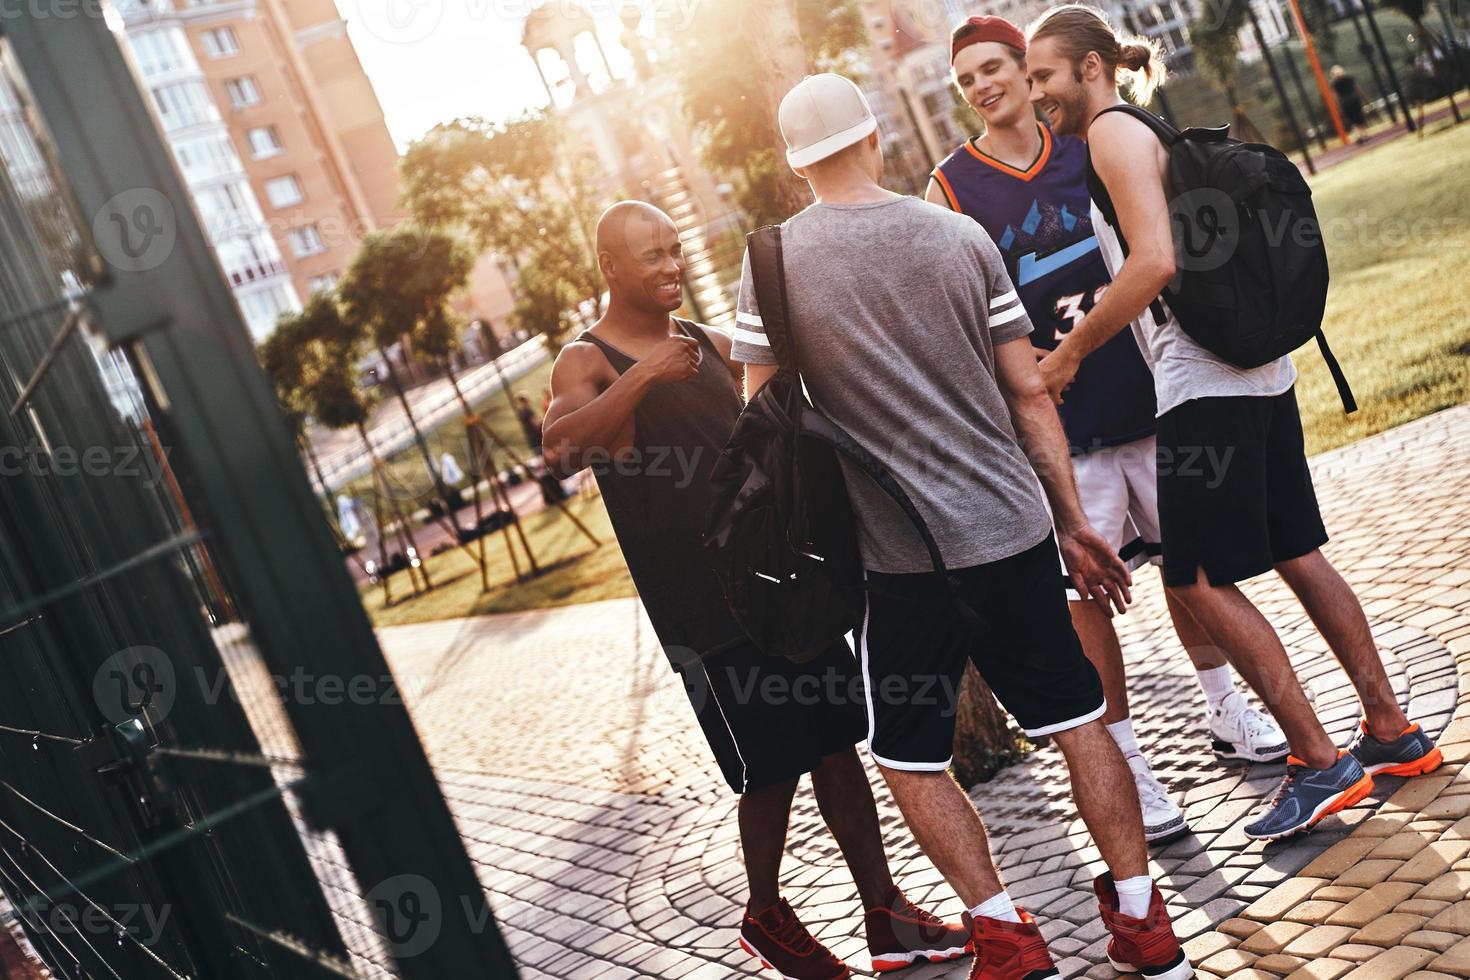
[287, 224, 326, 257]
[238, 283, 299, 338]
[264, 175, 303, 208]
[247, 125, 282, 158]
[129, 31, 187, 77]
[200, 27, 239, 58]
[225, 76, 261, 109]
[151, 81, 214, 131]
[308, 272, 340, 294]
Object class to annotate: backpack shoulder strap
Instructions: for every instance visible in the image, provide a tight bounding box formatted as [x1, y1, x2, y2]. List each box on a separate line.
[1315, 332, 1358, 413]
[1087, 104, 1177, 228]
[1092, 102, 1179, 144]
[746, 225, 800, 374]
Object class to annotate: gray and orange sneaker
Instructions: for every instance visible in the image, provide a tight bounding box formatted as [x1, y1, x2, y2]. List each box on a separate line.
[863, 885, 969, 972]
[1348, 720, 1443, 777]
[1244, 751, 1375, 841]
[739, 899, 850, 980]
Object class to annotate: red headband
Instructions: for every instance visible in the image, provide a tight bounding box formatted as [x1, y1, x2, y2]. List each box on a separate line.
[950, 15, 1027, 63]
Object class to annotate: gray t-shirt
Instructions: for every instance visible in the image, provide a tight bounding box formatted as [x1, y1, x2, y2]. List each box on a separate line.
[731, 196, 1052, 574]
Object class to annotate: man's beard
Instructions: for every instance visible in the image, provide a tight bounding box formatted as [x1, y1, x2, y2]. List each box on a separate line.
[1054, 88, 1091, 136]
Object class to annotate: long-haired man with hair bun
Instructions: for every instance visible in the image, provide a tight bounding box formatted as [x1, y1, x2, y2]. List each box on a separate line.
[1025, 4, 1440, 848]
[925, 14, 1292, 853]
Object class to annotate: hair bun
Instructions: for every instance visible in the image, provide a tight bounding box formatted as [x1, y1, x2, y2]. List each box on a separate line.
[1118, 41, 1153, 72]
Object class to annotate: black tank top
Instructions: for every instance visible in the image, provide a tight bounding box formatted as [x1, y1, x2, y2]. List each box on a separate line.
[576, 319, 748, 663]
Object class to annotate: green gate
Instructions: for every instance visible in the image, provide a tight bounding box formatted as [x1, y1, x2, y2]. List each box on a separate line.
[0, 9, 517, 978]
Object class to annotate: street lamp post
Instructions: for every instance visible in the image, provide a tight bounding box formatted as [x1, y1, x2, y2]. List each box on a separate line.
[1284, 0, 1351, 145]
[1359, 0, 1417, 131]
[1342, 0, 1400, 122]
[1247, 0, 1318, 172]
[1275, 16, 1331, 150]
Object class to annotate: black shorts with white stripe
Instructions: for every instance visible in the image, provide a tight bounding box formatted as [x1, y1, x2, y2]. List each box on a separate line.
[674, 638, 866, 794]
[860, 531, 1106, 771]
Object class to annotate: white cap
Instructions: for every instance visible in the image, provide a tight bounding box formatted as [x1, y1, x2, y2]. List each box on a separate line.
[778, 73, 878, 170]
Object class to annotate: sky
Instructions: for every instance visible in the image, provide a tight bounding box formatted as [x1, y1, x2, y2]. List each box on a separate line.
[332, 0, 662, 151]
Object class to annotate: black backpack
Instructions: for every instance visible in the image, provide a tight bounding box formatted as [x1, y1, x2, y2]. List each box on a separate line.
[701, 225, 961, 663]
[1086, 104, 1355, 412]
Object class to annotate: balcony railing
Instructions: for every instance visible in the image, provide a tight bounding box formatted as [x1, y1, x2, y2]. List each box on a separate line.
[225, 257, 288, 287]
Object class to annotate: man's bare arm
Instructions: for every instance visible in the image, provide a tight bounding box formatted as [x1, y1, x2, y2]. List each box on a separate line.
[541, 333, 699, 477]
[744, 362, 778, 401]
[700, 326, 746, 391]
[1040, 112, 1176, 400]
[924, 178, 956, 211]
[995, 337, 1132, 612]
[995, 337, 1087, 532]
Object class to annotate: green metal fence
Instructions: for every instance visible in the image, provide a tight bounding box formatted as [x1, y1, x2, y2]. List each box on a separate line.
[0, 10, 516, 979]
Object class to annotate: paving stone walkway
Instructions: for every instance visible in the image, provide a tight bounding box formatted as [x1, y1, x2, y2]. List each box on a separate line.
[374, 404, 1470, 979]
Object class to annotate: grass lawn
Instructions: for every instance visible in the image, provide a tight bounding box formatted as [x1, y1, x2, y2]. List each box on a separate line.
[360, 119, 1470, 628]
[360, 491, 636, 628]
[1295, 114, 1470, 453]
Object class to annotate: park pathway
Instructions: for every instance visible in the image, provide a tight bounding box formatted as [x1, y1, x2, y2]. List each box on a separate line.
[375, 404, 1470, 979]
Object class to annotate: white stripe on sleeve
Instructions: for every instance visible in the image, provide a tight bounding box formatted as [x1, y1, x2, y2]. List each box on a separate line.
[989, 304, 1028, 326]
[735, 311, 764, 328]
[989, 290, 1019, 310]
[732, 327, 771, 348]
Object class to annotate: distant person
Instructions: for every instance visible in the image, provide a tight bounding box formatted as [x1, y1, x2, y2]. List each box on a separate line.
[543, 201, 969, 980]
[515, 393, 543, 454]
[440, 451, 464, 486]
[925, 14, 1288, 849]
[336, 493, 363, 543]
[1330, 65, 1370, 143]
[1027, 2, 1441, 843]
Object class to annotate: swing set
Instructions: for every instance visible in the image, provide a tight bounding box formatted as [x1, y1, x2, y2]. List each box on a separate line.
[354, 401, 601, 608]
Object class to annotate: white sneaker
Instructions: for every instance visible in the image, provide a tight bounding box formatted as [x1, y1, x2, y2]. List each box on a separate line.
[1127, 754, 1188, 843]
[1210, 691, 1290, 764]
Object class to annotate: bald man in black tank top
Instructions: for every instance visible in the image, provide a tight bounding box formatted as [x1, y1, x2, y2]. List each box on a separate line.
[543, 202, 970, 979]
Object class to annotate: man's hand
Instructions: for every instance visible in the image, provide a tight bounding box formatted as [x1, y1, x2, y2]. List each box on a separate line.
[1058, 523, 1132, 616]
[635, 334, 701, 385]
[1038, 348, 1079, 405]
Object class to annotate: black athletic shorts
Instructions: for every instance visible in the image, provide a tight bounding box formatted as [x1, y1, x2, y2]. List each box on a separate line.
[1156, 387, 1329, 588]
[669, 639, 866, 795]
[859, 531, 1106, 771]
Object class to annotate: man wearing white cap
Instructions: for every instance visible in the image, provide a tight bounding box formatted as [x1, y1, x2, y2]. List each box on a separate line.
[730, 74, 1195, 980]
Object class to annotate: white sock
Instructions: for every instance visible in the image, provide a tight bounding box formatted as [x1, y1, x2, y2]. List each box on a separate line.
[969, 891, 1021, 924]
[1107, 718, 1142, 760]
[1197, 665, 1236, 710]
[1115, 875, 1154, 919]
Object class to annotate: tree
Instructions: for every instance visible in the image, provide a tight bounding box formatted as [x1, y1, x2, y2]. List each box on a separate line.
[400, 112, 607, 349]
[510, 259, 583, 352]
[338, 226, 476, 515]
[262, 295, 380, 533]
[1191, 5, 1267, 142]
[270, 294, 432, 593]
[952, 665, 1030, 787]
[258, 313, 334, 512]
[672, 0, 865, 225]
[1380, 0, 1463, 122]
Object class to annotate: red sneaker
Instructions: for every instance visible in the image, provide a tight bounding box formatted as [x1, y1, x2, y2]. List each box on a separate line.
[863, 885, 970, 972]
[963, 910, 1060, 980]
[739, 899, 851, 980]
[1094, 874, 1195, 980]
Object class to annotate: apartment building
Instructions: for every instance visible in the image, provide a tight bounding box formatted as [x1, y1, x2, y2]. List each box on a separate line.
[180, 0, 416, 305]
[112, 0, 300, 339]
